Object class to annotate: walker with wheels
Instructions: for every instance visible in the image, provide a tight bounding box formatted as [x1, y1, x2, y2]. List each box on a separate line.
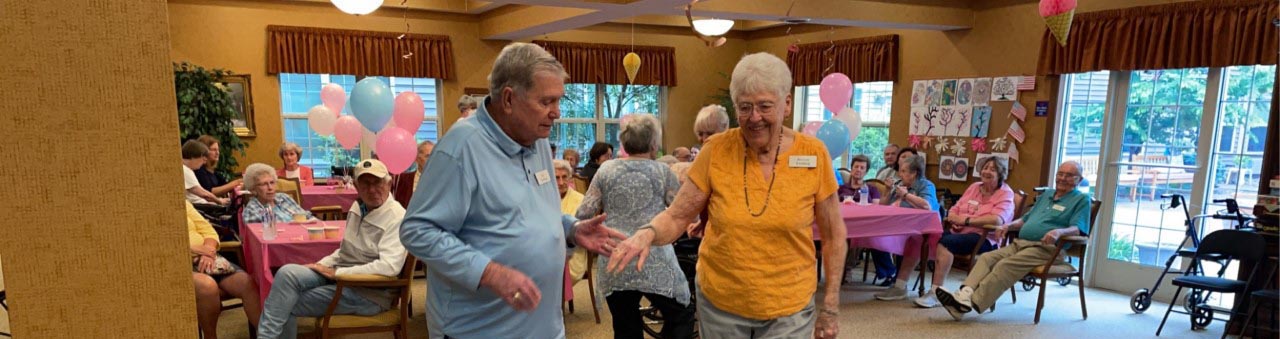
[1128, 194, 1252, 315]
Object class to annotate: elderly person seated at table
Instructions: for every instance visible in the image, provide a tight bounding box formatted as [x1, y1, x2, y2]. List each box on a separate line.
[866, 147, 923, 285]
[577, 114, 694, 338]
[897, 157, 1014, 308]
[874, 154, 941, 301]
[875, 144, 901, 183]
[183, 140, 229, 207]
[608, 53, 845, 339]
[672, 147, 692, 162]
[937, 161, 1092, 320]
[691, 104, 730, 160]
[241, 163, 313, 224]
[257, 159, 408, 339]
[277, 142, 314, 187]
[837, 154, 881, 204]
[556, 159, 591, 284]
[187, 199, 260, 339]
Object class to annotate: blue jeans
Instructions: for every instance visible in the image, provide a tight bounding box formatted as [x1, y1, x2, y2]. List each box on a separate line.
[870, 250, 897, 279]
[257, 264, 386, 339]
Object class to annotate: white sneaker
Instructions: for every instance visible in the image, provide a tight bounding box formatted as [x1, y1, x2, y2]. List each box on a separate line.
[913, 293, 940, 308]
[955, 286, 974, 305]
[874, 286, 909, 301]
[935, 287, 972, 321]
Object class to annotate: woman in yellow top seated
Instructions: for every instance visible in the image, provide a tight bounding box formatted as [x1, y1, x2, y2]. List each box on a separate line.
[186, 200, 260, 339]
[606, 52, 846, 339]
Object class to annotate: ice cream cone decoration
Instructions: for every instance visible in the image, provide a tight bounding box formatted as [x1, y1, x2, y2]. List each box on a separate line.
[1039, 0, 1077, 46]
[623, 52, 641, 84]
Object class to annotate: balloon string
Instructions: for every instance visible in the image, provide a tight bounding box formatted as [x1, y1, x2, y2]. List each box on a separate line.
[822, 27, 835, 74]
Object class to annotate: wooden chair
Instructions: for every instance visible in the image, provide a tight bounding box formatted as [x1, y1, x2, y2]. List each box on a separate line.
[573, 175, 589, 194]
[392, 172, 415, 209]
[315, 254, 420, 339]
[277, 177, 302, 206]
[310, 206, 346, 221]
[953, 189, 1029, 271]
[864, 179, 888, 200]
[1007, 199, 1101, 324]
[579, 253, 601, 324]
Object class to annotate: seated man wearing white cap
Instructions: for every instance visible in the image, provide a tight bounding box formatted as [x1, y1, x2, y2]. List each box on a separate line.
[257, 159, 409, 339]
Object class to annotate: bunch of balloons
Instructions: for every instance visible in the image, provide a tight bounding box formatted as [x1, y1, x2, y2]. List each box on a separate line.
[305, 78, 423, 175]
[803, 73, 864, 159]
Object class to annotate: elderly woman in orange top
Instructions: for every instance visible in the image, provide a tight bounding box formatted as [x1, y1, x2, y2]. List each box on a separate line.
[276, 142, 314, 186]
[607, 52, 845, 339]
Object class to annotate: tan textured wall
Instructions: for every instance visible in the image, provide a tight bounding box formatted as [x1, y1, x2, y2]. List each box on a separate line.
[0, 0, 196, 338]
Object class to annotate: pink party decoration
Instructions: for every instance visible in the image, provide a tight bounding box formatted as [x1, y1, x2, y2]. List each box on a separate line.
[1038, 0, 1076, 16]
[375, 127, 418, 174]
[307, 105, 337, 136]
[908, 135, 922, 148]
[321, 83, 347, 114]
[801, 121, 823, 136]
[971, 138, 988, 153]
[392, 91, 425, 132]
[333, 115, 362, 150]
[834, 107, 862, 141]
[818, 73, 853, 114]
[1039, 0, 1077, 46]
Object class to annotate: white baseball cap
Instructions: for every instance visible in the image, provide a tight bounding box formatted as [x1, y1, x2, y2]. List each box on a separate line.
[354, 159, 391, 180]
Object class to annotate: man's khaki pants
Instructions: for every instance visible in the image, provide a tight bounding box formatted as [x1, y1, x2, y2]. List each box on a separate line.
[963, 238, 1063, 310]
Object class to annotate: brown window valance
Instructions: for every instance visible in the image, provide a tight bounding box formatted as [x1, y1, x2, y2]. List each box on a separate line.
[267, 25, 455, 79]
[787, 35, 899, 86]
[533, 40, 677, 86]
[1037, 0, 1277, 75]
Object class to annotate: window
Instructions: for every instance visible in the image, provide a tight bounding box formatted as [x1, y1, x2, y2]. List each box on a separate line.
[794, 81, 894, 178]
[280, 73, 439, 178]
[551, 84, 664, 166]
[1053, 71, 1110, 195]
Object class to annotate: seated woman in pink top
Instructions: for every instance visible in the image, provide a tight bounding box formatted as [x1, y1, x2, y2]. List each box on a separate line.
[276, 142, 314, 186]
[913, 156, 1014, 308]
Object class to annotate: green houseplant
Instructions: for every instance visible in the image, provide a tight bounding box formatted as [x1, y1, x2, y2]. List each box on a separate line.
[708, 72, 739, 128]
[173, 62, 248, 179]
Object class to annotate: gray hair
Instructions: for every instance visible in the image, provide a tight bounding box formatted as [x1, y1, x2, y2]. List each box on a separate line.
[978, 156, 1009, 187]
[418, 140, 434, 151]
[278, 142, 302, 158]
[901, 154, 926, 176]
[657, 155, 678, 166]
[694, 104, 730, 135]
[552, 159, 573, 173]
[242, 163, 277, 192]
[619, 114, 662, 155]
[730, 53, 792, 109]
[457, 95, 480, 112]
[488, 42, 569, 104]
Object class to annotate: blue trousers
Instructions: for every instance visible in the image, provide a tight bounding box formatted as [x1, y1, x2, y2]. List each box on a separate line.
[257, 264, 386, 339]
[870, 250, 897, 279]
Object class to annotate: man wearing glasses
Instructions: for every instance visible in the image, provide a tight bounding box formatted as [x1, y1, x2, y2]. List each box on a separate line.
[936, 161, 1092, 320]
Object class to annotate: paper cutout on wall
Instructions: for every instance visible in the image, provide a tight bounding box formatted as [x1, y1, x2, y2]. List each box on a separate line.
[1010, 101, 1027, 121]
[971, 106, 992, 137]
[1007, 120, 1026, 143]
[1018, 76, 1036, 91]
[1008, 143, 1019, 163]
[971, 138, 988, 153]
[990, 136, 1008, 152]
[951, 157, 969, 181]
[972, 78, 992, 106]
[911, 81, 927, 107]
[934, 137, 948, 154]
[949, 105, 972, 137]
[942, 80, 957, 106]
[922, 136, 935, 149]
[991, 76, 1018, 101]
[950, 137, 967, 156]
[939, 155, 957, 181]
[909, 134, 923, 148]
[957, 78, 974, 106]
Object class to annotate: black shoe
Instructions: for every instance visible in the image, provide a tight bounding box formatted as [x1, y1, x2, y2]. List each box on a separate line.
[876, 276, 896, 287]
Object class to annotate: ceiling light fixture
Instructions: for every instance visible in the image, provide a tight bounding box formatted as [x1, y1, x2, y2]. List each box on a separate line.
[331, 0, 384, 15]
[691, 18, 734, 36]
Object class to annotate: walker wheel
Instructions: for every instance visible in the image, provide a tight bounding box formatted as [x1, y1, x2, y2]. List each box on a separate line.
[1190, 306, 1213, 330]
[1129, 289, 1152, 314]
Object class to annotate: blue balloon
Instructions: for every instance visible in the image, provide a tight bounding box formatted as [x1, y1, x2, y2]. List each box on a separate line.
[815, 120, 850, 159]
[349, 78, 395, 133]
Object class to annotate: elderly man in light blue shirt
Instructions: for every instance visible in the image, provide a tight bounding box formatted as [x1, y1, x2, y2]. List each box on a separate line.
[400, 42, 624, 339]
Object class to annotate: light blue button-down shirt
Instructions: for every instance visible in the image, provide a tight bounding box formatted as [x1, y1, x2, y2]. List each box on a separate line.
[400, 98, 576, 339]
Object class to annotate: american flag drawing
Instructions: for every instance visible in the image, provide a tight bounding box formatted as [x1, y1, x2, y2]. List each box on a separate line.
[1008, 143, 1020, 163]
[1010, 101, 1027, 121]
[1017, 76, 1036, 90]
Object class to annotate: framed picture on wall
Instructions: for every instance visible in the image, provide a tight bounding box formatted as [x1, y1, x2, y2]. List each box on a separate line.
[218, 74, 256, 137]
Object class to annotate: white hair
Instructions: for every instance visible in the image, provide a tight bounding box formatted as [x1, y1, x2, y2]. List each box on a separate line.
[730, 52, 792, 106]
[694, 104, 730, 134]
[619, 114, 662, 155]
[488, 42, 569, 104]
[552, 159, 573, 173]
[242, 163, 277, 191]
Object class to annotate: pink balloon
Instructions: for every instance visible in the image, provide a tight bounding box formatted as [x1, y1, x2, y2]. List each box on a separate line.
[375, 127, 418, 174]
[334, 116, 362, 150]
[819, 73, 853, 114]
[801, 121, 823, 136]
[392, 91, 425, 132]
[321, 83, 347, 114]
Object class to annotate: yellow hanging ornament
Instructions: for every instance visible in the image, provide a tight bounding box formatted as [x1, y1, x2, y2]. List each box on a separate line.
[623, 52, 641, 84]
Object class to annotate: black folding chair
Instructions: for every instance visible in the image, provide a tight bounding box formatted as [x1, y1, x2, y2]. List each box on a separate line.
[1155, 229, 1266, 337]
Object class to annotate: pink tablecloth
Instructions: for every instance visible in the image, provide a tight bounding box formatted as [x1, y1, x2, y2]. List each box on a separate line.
[300, 185, 358, 212]
[241, 220, 345, 305]
[814, 203, 944, 259]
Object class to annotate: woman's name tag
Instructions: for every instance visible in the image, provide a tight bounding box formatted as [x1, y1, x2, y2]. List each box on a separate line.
[788, 156, 817, 168]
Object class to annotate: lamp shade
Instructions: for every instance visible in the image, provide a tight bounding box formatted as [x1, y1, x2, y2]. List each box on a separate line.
[692, 19, 734, 36]
[331, 0, 384, 15]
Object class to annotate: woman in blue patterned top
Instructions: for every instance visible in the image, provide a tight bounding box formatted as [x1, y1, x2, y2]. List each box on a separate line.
[242, 163, 313, 224]
[576, 114, 694, 338]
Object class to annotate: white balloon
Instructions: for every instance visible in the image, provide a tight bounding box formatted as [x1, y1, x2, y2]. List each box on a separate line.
[834, 107, 862, 141]
[307, 105, 338, 136]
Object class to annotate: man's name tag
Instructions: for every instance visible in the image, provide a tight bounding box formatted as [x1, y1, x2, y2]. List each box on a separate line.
[789, 155, 817, 168]
[535, 170, 551, 185]
[1052, 204, 1066, 211]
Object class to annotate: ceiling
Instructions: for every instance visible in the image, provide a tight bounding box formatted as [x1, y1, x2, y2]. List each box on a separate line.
[299, 0, 1038, 40]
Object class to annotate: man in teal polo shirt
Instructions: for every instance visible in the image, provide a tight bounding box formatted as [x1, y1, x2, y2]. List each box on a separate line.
[936, 161, 1092, 320]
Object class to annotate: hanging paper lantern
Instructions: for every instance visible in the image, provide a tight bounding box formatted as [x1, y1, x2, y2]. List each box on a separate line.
[623, 52, 642, 84]
[1039, 0, 1077, 46]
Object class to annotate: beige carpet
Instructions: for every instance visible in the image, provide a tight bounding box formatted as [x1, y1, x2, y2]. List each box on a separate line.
[189, 271, 1239, 339]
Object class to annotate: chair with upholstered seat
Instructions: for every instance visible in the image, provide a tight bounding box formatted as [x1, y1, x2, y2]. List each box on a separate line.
[953, 189, 1028, 271]
[1006, 199, 1100, 324]
[315, 254, 420, 339]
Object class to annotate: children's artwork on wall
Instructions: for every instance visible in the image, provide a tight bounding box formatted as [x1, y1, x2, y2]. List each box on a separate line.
[948, 105, 972, 137]
[971, 106, 992, 137]
[909, 106, 930, 135]
[928, 80, 944, 106]
[972, 78, 992, 106]
[911, 81, 927, 107]
[942, 79, 957, 106]
[951, 157, 969, 181]
[929, 106, 948, 136]
[957, 78, 973, 105]
[939, 155, 956, 181]
[991, 76, 1018, 101]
